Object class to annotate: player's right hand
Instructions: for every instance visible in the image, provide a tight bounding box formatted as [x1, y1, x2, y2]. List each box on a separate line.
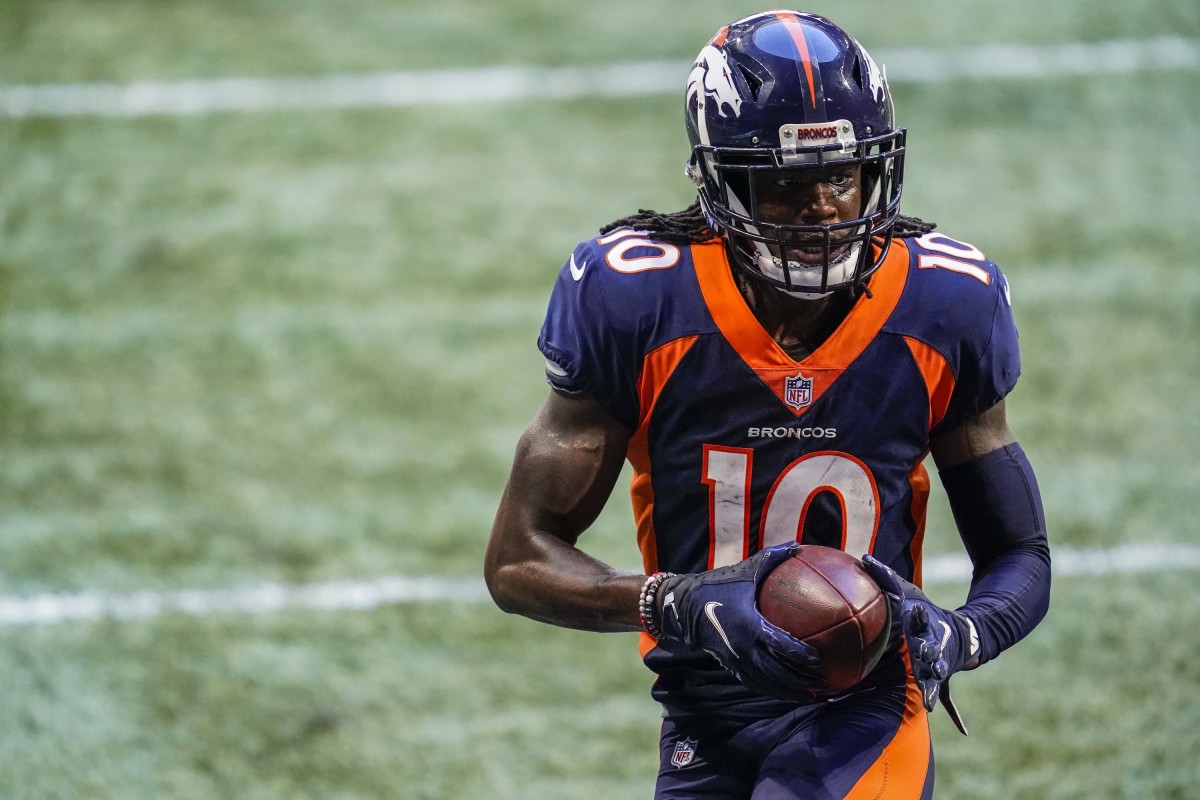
[649, 543, 825, 700]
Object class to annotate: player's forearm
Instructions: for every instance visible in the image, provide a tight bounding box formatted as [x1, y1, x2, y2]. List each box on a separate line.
[940, 442, 1052, 665]
[957, 541, 1051, 665]
[485, 528, 645, 633]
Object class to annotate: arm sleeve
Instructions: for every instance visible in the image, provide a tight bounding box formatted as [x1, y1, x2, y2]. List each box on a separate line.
[941, 443, 1051, 666]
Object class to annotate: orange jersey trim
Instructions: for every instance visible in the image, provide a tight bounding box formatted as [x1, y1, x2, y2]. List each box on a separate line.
[900, 335, 949, 588]
[903, 336, 956, 431]
[906, 461, 930, 588]
[636, 335, 700, 424]
[628, 335, 700, 577]
[691, 241, 910, 417]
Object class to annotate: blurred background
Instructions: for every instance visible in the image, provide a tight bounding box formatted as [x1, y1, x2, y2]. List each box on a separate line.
[1, 1, 1197, 797]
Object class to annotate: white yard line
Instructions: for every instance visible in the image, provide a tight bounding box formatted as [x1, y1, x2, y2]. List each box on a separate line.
[0, 37, 1194, 119]
[0, 575, 491, 626]
[920, 542, 1200, 583]
[1, 543, 1197, 626]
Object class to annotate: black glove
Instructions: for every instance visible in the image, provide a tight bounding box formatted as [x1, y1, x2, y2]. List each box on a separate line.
[644, 543, 825, 700]
[862, 554, 978, 735]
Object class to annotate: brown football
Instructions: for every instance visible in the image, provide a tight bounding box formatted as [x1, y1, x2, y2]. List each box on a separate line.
[756, 545, 892, 695]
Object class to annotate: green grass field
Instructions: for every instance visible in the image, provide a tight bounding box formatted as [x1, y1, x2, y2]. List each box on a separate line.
[2, 1, 1198, 797]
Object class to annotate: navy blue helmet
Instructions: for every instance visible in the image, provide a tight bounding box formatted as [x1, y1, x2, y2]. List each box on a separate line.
[685, 11, 905, 295]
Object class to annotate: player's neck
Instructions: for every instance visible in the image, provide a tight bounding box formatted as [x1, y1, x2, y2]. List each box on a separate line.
[734, 269, 854, 361]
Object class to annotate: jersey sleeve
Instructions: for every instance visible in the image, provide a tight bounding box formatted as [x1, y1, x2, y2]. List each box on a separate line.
[935, 267, 1021, 436]
[537, 241, 641, 429]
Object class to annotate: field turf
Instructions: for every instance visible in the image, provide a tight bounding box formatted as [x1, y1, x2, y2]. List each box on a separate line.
[1, 1, 1198, 797]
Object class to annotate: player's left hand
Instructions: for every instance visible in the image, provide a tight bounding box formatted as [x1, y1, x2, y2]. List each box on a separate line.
[861, 555, 977, 735]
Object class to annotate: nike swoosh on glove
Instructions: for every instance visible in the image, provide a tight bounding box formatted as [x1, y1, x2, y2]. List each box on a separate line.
[861, 554, 977, 735]
[655, 543, 825, 700]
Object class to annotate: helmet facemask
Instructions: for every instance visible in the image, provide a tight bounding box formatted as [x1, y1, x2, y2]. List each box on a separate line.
[691, 125, 905, 298]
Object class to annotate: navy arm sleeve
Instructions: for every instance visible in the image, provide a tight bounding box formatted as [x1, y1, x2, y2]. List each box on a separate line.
[941, 443, 1051, 666]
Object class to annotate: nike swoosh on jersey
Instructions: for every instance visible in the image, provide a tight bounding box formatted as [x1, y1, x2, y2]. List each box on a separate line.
[569, 253, 587, 281]
[704, 601, 738, 657]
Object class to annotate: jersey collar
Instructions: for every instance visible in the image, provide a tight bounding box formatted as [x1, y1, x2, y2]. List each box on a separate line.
[692, 240, 910, 414]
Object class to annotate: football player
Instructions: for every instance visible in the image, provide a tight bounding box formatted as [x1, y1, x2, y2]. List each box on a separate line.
[485, 10, 1051, 799]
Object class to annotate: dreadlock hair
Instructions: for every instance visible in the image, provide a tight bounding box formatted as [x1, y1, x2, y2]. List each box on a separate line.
[599, 199, 937, 243]
[892, 214, 938, 237]
[599, 201, 717, 245]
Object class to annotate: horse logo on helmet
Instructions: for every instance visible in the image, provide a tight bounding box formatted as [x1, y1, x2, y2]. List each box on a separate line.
[687, 45, 744, 126]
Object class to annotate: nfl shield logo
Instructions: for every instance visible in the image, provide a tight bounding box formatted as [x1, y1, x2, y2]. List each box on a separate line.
[671, 738, 698, 768]
[784, 371, 814, 410]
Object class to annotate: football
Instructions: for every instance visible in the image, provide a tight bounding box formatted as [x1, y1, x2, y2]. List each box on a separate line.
[756, 545, 892, 695]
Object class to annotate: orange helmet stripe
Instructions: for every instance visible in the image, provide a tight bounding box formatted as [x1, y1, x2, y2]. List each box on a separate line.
[774, 11, 818, 110]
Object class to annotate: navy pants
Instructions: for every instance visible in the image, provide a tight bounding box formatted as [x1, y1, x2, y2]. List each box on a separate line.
[654, 664, 933, 799]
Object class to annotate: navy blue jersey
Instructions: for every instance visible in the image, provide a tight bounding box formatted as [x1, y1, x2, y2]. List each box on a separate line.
[538, 229, 1020, 711]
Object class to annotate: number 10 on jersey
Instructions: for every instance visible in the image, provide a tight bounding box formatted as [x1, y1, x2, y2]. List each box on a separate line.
[702, 445, 881, 569]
